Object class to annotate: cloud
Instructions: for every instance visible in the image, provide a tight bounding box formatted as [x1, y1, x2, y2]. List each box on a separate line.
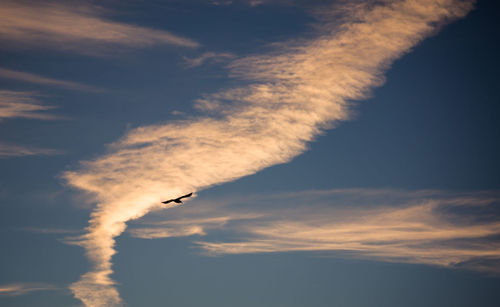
[0, 90, 60, 121]
[210, 0, 234, 5]
[0, 90, 63, 158]
[166, 189, 499, 272]
[0, 142, 63, 158]
[0, 1, 199, 55]
[183, 52, 235, 68]
[129, 214, 262, 239]
[0, 283, 58, 296]
[208, 0, 298, 7]
[130, 225, 206, 239]
[63, 1, 475, 306]
[0, 68, 104, 92]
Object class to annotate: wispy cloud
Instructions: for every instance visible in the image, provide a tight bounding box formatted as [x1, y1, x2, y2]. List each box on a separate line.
[0, 142, 63, 158]
[0, 90, 59, 121]
[0, 68, 103, 92]
[130, 225, 206, 239]
[210, 0, 234, 6]
[0, 90, 63, 158]
[163, 189, 499, 273]
[183, 52, 235, 68]
[129, 214, 262, 239]
[0, 1, 199, 55]
[0, 283, 58, 296]
[63, 1, 475, 306]
[209, 0, 293, 6]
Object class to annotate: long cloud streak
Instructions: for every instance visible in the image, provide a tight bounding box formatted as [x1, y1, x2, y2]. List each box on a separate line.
[0, 90, 58, 121]
[0, 90, 63, 158]
[64, 1, 475, 306]
[0, 1, 198, 55]
[0, 142, 63, 158]
[0, 68, 103, 92]
[0, 283, 58, 296]
[131, 189, 500, 272]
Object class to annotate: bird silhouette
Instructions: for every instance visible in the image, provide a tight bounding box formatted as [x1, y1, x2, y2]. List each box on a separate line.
[161, 192, 193, 204]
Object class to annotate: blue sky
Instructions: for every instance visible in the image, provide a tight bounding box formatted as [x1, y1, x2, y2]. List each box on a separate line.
[1, 0, 499, 306]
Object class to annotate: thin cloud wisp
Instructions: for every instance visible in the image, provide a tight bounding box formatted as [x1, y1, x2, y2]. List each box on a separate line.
[0, 68, 103, 92]
[0, 1, 199, 55]
[181, 190, 500, 272]
[0, 90, 58, 121]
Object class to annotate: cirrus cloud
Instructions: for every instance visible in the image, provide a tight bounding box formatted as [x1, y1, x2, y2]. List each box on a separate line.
[0, 90, 59, 121]
[63, 1, 476, 306]
[0, 283, 59, 297]
[0, 1, 199, 55]
[0, 68, 104, 93]
[164, 189, 499, 273]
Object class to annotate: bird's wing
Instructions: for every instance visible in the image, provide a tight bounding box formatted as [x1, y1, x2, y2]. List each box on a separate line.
[162, 193, 192, 204]
[179, 192, 193, 199]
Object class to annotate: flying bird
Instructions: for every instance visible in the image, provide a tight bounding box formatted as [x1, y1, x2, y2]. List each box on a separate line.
[161, 192, 193, 204]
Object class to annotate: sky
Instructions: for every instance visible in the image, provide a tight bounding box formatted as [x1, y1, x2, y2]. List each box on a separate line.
[0, 0, 499, 306]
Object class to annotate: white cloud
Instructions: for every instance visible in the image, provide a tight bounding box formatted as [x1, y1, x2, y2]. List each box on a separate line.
[0, 1, 199, 55]
[63, 1, 475, 306]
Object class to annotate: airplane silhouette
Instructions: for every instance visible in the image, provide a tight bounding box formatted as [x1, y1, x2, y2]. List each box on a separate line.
[161, 192, 193, 204]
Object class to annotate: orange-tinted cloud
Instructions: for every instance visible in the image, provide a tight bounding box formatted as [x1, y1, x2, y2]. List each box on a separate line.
[0, 90, 64, 157]
[0, 68, 103, 92]
[168, 189, 499, 272]
[0, 283, 58, 296]
[64, 1, 475, 306]
[183, 52, 235, 68]
[0, 90, 59, 121]
[0, 1, 199, 55]
[0, 142, 63, 158]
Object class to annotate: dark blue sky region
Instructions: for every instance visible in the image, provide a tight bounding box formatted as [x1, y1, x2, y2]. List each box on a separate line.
[0, 0, 499, 306]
